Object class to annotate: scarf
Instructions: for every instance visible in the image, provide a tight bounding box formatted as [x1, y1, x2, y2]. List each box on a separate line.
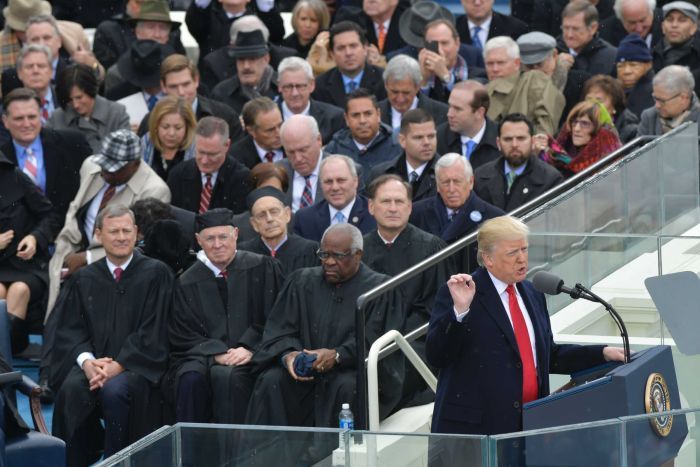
[240, 65, 274, 101]
[541, 124, 621, 177]
[0, 30, 20, 73]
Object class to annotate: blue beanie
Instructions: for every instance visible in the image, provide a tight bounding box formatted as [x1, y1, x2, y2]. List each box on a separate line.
[616, 34, 652, 63]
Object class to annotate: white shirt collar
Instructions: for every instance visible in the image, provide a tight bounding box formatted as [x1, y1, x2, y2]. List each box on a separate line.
[391, 97, 418, 130]
[406, 159, 428, 176]
[253, 140, 283, 162]
[377, 230, 401, 244]
[196, 249, 233, 277]
[106, 254, 133, 276]
[460, 120, 487, 144]
[375, 19, 391, 37]
[488, 270, 516, 297]
[329, 197, 356, 223]
[200, 170, 219, 187]
[468, 15, 492, 34]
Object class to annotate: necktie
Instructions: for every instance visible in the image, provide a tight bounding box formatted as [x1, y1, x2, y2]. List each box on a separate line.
[23, 148, 38, 184]
[40, 97, 49, 122]
[347, 80, 358, 93]
[409, 171, 419, 183]
[300, 175, 313, 209]
[113, 267, 123, 282]
[219, 270, 228, 279]
[464, 140, 476, 159]
[377, 23, 386, 53]
[270, 248, 276, 258]
[147, 95, 158, 111]
[448, 209, 457, 221]
[264, 151, 275, 163]
[333, 211, 346, 224]
[385, 241, 392, 249]
[199, 174, 213, 213]
[472, 26, 483, 49]
[99, 184, 117, 212]
[506, 284, 538, 403]
[506, 171, 518, 194]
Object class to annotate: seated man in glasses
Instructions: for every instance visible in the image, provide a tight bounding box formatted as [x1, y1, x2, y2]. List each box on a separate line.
[164, 208, 284, 424]
[238, 187, 319, 276]
[246, 223, 404, 461]
[638, 64, 700, 135]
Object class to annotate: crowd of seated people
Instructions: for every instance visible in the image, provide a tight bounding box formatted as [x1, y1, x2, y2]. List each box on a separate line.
[0, 0, 696, 464]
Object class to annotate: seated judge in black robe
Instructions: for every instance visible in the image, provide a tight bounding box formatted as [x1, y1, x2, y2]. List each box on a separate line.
[165, 208, 285, 424]
[237, 187, 319, 276]
[246, 224, 404, 460]
[363, 175, 452, 406]
[50, 206, 173, 467]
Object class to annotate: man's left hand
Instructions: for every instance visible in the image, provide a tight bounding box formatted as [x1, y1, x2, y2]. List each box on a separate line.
[225, 347, 253, 366]
[100, 361, 125, 383]
[366, 44, 387, 68]
[306, 348, 336, 373]
[603, 346, 626, 362]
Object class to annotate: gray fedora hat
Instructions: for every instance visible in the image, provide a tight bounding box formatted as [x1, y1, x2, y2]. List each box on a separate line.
[399, 0, 455, 49]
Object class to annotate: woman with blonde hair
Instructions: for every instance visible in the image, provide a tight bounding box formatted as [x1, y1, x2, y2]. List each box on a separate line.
[535, 100, 622, 177]
[282, 0, 330, 58]
[142, 95, 197, 181]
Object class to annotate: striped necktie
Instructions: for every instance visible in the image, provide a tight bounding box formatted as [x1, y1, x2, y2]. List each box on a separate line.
[506, 171, 518, 194]
[264, 151, 275, 163]
[199, 174, 213, 213]
[472, 26, 483, 49]
[300, 175, 313, 208]
[23, 148, 38, 185]
[40, 97, 50, 122]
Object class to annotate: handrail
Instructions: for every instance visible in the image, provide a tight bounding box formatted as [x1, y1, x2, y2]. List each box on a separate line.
[367, 330, 437, 431]
[352, 130, 677, 430]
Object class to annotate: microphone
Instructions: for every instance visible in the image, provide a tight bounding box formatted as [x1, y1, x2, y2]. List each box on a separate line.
[533, 271, 593, 300]
[532, 271, 631, 363]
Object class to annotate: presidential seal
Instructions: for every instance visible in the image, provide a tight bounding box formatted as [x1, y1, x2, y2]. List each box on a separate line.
[645, 373, 673, 437]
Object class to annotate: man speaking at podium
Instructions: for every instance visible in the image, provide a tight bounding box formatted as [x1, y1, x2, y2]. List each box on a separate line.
[426, 216, 625, 437]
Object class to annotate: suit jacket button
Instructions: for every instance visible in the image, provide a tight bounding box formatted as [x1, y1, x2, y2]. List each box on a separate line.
[514, 401, 520, 408]
[516, 362, 522, 368]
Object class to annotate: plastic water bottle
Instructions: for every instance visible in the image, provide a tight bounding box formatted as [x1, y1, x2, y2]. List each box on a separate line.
[338, 403, 354, 447]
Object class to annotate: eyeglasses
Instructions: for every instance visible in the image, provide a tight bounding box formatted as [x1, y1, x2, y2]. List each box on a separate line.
[571, 119, 593, 130]
[280, 83, 309, 92]
[252, 207, 284, 221]
[316, 249, 355, 261]
[652, 93, 682, 105]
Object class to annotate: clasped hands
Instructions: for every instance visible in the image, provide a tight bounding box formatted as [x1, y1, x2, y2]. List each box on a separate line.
[83, 357, 124, 391]
[214, 347, 253, 366]
[284, 348, 336, 382]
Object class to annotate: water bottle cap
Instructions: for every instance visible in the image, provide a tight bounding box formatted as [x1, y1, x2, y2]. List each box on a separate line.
[342, 403, 350, 410]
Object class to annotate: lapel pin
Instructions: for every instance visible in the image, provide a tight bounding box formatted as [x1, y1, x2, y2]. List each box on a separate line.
[470, 210, 482, 222]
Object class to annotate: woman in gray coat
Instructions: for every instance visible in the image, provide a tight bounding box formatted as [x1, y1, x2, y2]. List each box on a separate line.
[46, 63, 129, 152]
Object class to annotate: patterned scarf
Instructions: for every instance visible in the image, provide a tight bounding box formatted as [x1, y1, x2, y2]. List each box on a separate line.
[0, 30, 21, 74]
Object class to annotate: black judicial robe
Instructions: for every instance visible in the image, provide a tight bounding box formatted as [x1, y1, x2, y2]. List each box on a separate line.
[50, 252, 173, 462]
[238, 234, 319, 276]
[164, 251, 284, 421]
[249, 264, 405, 427]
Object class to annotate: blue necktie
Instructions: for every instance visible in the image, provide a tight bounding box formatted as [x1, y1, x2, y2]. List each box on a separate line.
[147, 95, 158, 111]
[464, 140, 476, 159]
[347, 81, 358, 93]
[333, 211, 346, 224]
[472, 26, 483, 49]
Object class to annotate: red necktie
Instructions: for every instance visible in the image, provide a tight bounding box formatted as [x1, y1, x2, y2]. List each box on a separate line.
[264, 151, 275, 163]
[114, 267, 123, 282]
[219, 270, 228, 279]
[41, 97, 49, 121]
[23, 148, 38, 184]
[99, 185, 117, 212]
[506, 284, 538, 403]
[199, 174, 212, 213]
[270, 249, 276, 258]
[377, 23, 386, 53]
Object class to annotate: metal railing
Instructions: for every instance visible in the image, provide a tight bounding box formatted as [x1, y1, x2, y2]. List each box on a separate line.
[353, 133, 663, 430]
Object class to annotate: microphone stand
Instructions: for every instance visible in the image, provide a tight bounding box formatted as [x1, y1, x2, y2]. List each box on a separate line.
[574, 283, 631, 364]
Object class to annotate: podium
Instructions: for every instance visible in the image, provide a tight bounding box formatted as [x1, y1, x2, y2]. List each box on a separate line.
[521, 345, 687, 466]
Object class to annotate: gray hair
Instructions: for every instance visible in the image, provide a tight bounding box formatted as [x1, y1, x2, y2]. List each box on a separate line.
[280, 114, 320, 144]
[483, 36, 520, 61]
[435, 153, 473, 180]
[653, 65, 695, 96]
[320, 154, 358, 178]
[278, 56, 314, 82]
[614, 0, 656, 20]
[321, 223, 363, 251]
[383, 54, 422, 86]
[195, 116, 229, 144]
[230, 15, 270, 44]
[26, 14, 60, 37]
[17, 43, 53, 69]
[95, 205, 136, 231]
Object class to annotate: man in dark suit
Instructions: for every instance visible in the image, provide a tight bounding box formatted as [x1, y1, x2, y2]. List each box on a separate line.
[199, 15, 297, 93]
[278, 115, 325, 212]
[211, 30, 279, 115]
[293, 155, 376, 242]
[474, 113, 563, 212]
[436, 80, 500, 171]
[230, 97, 284, 170]
[311, 21, 387, 108]
[456, 0, 528, 48]
[277, 57, 345, 145]
[15, 44, 58, 124]
[378, 55, 448, 137]
[600, 0, 663, 48]
[426, 215, 625, 437]
[1, 88, 92, 238]
[334, 0, 408, 56]
[168, 117, 251, 215]
[137, 54, 243, 142]
[369, 108, 439, 202]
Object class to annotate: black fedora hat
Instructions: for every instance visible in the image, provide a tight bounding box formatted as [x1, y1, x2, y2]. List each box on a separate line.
[230, 30, 269, 59]
[117, 39, 175, 89]
[399, 0, 455, 49]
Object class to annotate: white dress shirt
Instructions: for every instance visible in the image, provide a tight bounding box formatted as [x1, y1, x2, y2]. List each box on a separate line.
[329, 198, 356, 224]
[292, 154, 322, 212]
